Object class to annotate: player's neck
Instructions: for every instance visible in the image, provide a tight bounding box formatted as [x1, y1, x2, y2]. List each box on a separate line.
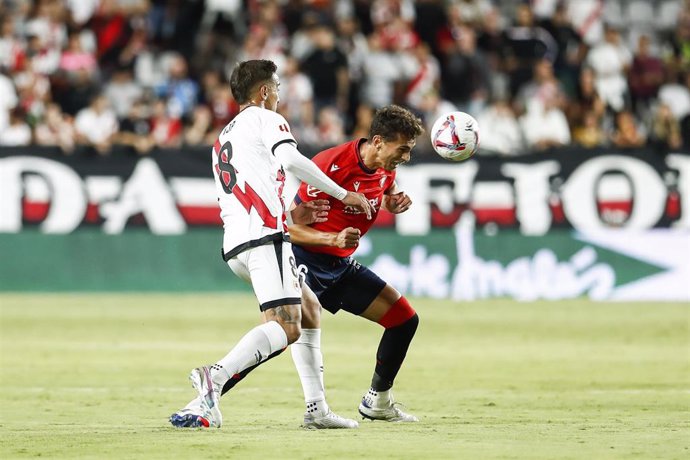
[239, 100, 265, 111]
[360, 142, 383, 170]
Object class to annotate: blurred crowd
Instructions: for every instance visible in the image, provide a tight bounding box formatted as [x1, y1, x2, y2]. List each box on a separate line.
[0, 0, 689, 156]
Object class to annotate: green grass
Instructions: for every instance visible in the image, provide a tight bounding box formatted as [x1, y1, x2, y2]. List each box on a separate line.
[1, 294, 688, 459]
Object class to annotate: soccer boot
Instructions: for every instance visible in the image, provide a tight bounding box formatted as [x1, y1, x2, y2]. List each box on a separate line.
[189, 366, 223, 428]
[303, 409, 359, 429]
[169, 410, 212, 428]
[169, 397, 214, 428]
[358, 388, 419, 422]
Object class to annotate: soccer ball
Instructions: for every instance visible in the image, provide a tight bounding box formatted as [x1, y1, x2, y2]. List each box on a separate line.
[430, 111, 480, 161]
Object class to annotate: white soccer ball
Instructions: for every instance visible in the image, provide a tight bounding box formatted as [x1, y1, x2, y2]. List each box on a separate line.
[430, 111, 480, 161]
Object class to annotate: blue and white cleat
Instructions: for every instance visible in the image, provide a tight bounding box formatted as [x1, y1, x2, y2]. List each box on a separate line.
[189, 366, 223, 428]
[169, 410, 212, 428]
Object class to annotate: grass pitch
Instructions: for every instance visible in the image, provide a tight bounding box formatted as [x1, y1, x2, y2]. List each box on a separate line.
[0, 294, 688, 459]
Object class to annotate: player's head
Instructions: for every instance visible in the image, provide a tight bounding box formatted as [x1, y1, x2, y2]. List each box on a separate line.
[230, 60, 281, 112]
[368, 105, 424, 171]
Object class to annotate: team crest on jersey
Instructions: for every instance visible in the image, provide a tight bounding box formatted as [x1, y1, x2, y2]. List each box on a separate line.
[306, 185, 322, 197]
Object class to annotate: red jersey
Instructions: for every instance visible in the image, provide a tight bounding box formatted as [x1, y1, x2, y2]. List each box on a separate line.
[296, 139, 396, 257]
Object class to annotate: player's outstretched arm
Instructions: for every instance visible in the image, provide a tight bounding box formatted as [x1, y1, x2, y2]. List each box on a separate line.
[274, 142, 373, 219]
[289, 224, 361, 248]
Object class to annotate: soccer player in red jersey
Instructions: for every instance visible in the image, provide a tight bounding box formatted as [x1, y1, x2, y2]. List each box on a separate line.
[289, 105, 424, 422]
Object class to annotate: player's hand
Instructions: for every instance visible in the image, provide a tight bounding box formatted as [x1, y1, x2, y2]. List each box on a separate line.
[383, 192, 412, 214]
[341, 191, 373, 220]
[334, 227, 361, 249]
[290, 200, 330, 225]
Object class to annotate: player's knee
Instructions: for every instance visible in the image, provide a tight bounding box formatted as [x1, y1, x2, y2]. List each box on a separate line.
[378, 296, 417, 329]
[281, 322, 302, 344]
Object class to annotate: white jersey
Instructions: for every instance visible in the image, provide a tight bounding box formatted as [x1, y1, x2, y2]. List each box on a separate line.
[212, 106, 297, 260]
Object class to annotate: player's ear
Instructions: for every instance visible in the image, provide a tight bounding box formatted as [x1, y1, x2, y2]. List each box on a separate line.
[261, 85, 268, 101]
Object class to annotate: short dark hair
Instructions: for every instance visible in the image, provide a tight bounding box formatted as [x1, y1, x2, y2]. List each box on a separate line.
[369, 105, 424, 142]
[230, 60, 277, 104]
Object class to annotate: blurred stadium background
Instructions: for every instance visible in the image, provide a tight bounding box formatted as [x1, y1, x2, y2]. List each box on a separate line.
[0, 0, 689, 458]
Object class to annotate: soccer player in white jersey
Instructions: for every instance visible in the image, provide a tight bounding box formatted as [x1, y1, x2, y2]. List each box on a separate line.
[169, 60, 372, 429]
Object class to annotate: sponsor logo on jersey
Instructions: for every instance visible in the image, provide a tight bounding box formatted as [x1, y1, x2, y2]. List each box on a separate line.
[354, 181, 360, 191]
[380, 176, 386, 187]
[279, 124, 290, 132]
[330, 164, 340, 172]
[306, 185, 322, 197]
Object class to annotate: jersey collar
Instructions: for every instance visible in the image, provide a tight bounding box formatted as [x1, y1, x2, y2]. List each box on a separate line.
[355, 138, 377, 174]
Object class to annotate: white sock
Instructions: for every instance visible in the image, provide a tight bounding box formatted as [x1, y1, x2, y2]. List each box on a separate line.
[367, 388, 391, 408]
[291, 328, 329, 414]
[210, 321, 288, 388]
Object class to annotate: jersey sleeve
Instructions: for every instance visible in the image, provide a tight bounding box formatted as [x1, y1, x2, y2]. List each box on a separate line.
[296, 149, 337, 203]
[384, 170, 397, 194]
[260, 110, 297, 154]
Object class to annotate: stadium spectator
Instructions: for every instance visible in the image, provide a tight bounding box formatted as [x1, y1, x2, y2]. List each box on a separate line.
[403, 42, 442, 114]
[476, 97, 524, 155]
[155, 54, 199, 119]
[351, 103, 375, 139]
[115, 99, 153, 154]
[0, 107, 31, 146]
[0, 71, 19, 132]
[58, 31, 98, 78]
[54, 67, 98, 116]
[300, 25, 349, 114]
[585, 23, 632, 112]
[74, 94, 118, 154]
[360, 32, 401, 108]
[567, 66, 606, 129]
[0, 0, 683, 154]
[539, 1, 585, 94]
[0, 15, 26, 73]
[35, 102, 75, 152]
[504, 3, 558, 98]
[104, 67, 143, 119]
[658, 72, 690, 124]
[208, 85, 239, 132]
[611, 110, 647, 148]
[628, 35, 666, 117]
[441, 25, 491, 114]
[519, 93, 571, 151]
[306, 106, 347, 147]
[649, 103, 683, 150]
[335, 15, 369, 125]
[183, 104, 214, 146]
[277, 56, 315, 140]
[149, 98, 182, 148]
[515, 58, 566, 115]
[572, 111, 606, 149]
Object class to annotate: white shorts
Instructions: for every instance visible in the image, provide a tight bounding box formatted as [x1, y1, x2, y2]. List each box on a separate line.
[227, 240, 302, 311]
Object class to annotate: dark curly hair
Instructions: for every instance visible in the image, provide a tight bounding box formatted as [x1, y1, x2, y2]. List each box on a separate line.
[229, 60, 277, 104]
[369, 105, 424, 142]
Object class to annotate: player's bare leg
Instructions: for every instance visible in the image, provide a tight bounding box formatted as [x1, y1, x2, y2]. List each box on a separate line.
[171, 303, 301, 428]
[357, 284, 419, 422]
[291, 284, 358, 429]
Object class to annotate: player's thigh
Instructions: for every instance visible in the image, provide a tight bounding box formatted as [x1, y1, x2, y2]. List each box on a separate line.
[227, 240, 302, 312]
[358, 283, 402, 323]
[320, 261, 387, 316]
